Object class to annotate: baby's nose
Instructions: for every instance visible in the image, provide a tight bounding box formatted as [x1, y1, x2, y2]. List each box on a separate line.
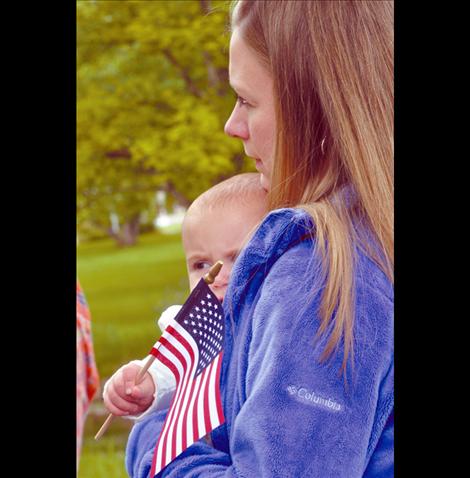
[214, 266, 230, 286]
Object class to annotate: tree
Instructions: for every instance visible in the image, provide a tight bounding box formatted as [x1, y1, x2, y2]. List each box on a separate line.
[77, 0, 252, 245]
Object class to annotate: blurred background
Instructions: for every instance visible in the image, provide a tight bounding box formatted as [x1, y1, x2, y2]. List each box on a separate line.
[77, 1, 251, 475]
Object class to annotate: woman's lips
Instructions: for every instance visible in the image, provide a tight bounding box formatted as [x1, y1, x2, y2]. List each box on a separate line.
[246, 150, 263, 172]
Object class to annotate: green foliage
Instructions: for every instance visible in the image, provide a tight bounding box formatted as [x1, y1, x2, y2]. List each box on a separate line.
[77, 0, 252, 243]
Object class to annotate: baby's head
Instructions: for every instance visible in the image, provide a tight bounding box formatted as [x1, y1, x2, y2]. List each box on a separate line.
[182, 173, 268, 302]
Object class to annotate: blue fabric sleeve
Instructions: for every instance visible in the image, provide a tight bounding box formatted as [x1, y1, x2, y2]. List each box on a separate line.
[363, 412, 394, 478]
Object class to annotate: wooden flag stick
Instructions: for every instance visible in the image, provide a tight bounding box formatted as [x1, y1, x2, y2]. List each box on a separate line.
[94, 413, 114, 440]
[94, 261, 224, 441]
[203, 260, 223, 285]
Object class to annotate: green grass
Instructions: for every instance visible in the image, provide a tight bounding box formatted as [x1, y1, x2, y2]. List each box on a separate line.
[77, 230, 188, 477]
[78, 230, 188, 378]
[79, 412, 132, 477]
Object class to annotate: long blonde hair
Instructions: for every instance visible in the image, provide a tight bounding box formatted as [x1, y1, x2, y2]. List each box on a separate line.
[231, 0, 394, 375]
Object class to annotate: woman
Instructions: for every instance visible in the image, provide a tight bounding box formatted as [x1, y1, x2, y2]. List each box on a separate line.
[126, 1, 393, 476]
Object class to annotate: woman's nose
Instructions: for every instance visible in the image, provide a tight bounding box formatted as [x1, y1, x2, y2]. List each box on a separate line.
[224, 106, 249, 140]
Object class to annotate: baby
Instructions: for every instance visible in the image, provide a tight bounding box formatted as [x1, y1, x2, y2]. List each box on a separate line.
[103, 173, 268, 421]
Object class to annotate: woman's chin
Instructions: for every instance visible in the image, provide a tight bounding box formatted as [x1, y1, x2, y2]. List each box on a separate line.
[260, 173, 270, 192]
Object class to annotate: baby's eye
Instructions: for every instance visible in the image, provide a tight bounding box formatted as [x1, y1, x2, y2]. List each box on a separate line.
[193, 261, 211, 271]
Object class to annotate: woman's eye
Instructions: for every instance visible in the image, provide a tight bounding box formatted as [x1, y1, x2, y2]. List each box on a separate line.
[237, 95, 250, 107]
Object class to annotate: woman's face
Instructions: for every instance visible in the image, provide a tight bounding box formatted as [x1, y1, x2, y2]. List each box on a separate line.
[224, 28, 276, 191]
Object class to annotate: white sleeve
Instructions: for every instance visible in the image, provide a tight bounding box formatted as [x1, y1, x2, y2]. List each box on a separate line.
[125, 358, 177, 422]
[108, 304, 183, 422]
[157, 304, 183, 332]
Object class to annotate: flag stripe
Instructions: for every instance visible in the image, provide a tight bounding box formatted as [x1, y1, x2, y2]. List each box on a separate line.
[165, 325, 195, 361]
[215, 352, 225, 424]
[208, 354, 220, 429]
[153, 347, 181, 383]
[191, 364, 205, 443]
[165, 324, 198, 461]
[152, 345, 184, 472]
[172, 350, 196, 458]
[196, 359, 211, 439]
[203, 359, 214, 434]
[180, 367, 197, 451]
[185, 366, 202, 447]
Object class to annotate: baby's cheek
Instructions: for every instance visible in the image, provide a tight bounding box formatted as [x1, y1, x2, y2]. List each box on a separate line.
[209, 285, 226, 303]
[224, 262, 234, 280]
[188, 273, 202, 292]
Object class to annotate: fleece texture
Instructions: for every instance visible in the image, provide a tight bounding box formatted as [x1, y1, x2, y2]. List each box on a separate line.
[126, 208, 394, 478]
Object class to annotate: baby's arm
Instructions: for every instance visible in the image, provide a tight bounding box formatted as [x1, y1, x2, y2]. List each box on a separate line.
[103, 305, 181, 421]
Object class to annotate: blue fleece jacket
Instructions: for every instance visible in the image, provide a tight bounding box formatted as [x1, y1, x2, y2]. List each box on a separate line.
[126, 208, 394, 477]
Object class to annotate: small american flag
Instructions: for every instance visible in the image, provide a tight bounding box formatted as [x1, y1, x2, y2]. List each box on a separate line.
[149, 278, 225, 476]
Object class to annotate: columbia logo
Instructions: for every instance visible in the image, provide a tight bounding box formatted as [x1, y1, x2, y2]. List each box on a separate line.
[286, 385, 342, 412]
[287, 385, 297, 395]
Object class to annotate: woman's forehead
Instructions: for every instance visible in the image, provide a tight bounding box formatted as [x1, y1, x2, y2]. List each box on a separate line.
[229, 30, 260, 85]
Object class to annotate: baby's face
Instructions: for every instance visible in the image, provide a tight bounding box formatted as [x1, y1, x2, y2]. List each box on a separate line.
[182, 200, 266, 302]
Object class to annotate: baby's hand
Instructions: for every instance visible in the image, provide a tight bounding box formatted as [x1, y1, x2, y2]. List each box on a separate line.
[103, 362, 156, 417]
